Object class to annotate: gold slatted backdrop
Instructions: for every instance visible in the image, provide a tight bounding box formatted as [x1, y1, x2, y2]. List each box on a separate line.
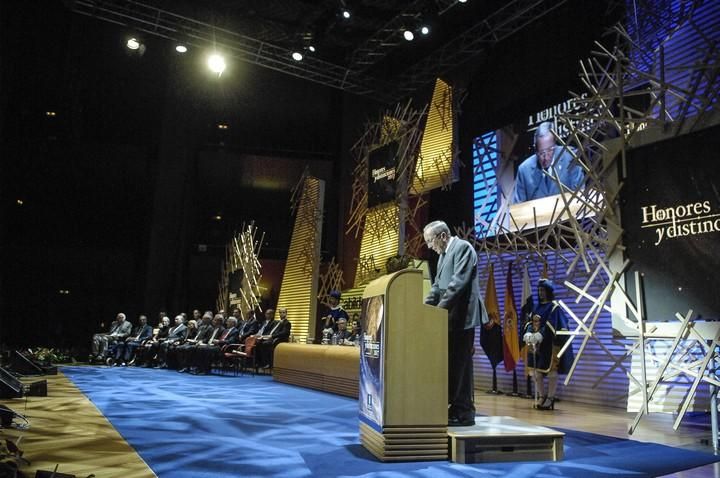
[413, 78, 454, 194]
[277, 177, 325, 343]
[354, 204, 400, 287]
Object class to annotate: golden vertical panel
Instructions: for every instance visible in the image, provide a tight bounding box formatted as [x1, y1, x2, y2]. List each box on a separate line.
[354, 203, 400, 287]
[413, 78, 455, 193]
[277, 176, 325, 342]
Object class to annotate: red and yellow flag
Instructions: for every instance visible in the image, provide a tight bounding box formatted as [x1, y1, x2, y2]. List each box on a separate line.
[502, 262, 520, 372]
[480, 264, 503, 367]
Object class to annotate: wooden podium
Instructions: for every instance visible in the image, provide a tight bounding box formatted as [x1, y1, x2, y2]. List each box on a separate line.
[358, 269, 448, 461]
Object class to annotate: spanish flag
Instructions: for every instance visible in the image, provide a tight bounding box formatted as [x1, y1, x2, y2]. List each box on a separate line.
[502, 262, 520, 372]
[480, 263, 504, 368]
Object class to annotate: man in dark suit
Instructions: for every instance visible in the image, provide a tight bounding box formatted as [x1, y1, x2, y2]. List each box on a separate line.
[177, 312, 214, 372]
[154, 315, 188, 369]
[423, 220, 488, 427]
[239, 309, 260, 343]
[256, 307, 292, 368]
[196, 316, 241, 373]
[114, 315, 153, 365]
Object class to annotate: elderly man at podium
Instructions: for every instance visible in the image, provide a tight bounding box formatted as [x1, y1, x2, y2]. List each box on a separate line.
[423, 220, 488, 427]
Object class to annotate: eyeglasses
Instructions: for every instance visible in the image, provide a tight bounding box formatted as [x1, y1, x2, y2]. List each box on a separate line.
[425, 232, 444, 247]
[537, 146, 555, 158]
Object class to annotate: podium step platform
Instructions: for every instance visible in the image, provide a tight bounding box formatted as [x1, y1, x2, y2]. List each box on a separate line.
[447, 416, 564, 464]
[359, 422, 448, 462]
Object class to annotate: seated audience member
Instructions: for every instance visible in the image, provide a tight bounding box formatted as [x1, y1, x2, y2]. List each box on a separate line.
[334, 318, 353, 345]
[239, 308, 260, 343]
[136, 316, 170, 367]
[187, 314, 225, 374]
[256, 307, 292, 368]
[114, 315, 153, 365]
[321, 290, 349, 332]
[176, 312, 215, 373]
[91, 313, 132, 363]
[347, 317, 362, 345]
[166, 319, 198, 369]
[196, 316, 240, 373]
[154, 315, 188, 369]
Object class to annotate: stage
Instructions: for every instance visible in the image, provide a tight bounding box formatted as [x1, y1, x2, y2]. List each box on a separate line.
[0, 366, 718, 477]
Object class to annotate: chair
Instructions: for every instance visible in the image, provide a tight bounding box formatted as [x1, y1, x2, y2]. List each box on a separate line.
[229, 336, 258, 376]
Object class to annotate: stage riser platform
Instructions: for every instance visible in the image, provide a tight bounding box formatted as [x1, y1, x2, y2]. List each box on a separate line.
[448, 416, 565, 464]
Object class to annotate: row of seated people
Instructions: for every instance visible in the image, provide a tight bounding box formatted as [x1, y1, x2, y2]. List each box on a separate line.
[91, 307, 292, 374]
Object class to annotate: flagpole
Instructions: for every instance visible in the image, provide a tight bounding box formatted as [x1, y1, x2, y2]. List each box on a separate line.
[486, 364, 503, 395]
[508, 368, 520, 397]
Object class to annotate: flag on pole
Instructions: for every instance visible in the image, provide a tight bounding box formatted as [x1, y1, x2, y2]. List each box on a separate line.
[519, 265, 534, 373]
[480, 263, 504, 368]
[502, 262, 520, 372]
[521, 265, 534, 327]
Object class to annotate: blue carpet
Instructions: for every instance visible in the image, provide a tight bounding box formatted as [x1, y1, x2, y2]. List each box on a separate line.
[61, 366, 718, 478]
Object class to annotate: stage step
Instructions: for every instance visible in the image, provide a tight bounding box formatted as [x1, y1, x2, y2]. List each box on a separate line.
[447, 416, 564, 464]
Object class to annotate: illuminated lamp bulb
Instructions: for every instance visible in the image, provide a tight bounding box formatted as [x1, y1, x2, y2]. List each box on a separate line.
[207, 53, 226, 75]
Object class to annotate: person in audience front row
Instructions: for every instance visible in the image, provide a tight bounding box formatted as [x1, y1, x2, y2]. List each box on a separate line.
[91, 313, 132, 363]
[239, 308, 260, 343]
[154, 315, 188, 369]
[195, 316, 240, 374]
[114, 315, 153, 366]
[165, 319, 198, 369]
[347, 317, 362, 346]
[176, 312, 213, 372]
[136, 316, 170, 367]
[190, 314, 225, 374]
[256, 307, 292, 369]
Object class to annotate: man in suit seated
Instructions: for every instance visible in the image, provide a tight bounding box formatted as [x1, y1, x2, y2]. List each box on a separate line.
[177, 312, 213, 372]
[238, 308, 260, 343]
[153, 315, 188, 369]
[91, 313, 132, 363]
[196, 316, 241, 374]
[181, 313, 225, 375]
[114, 315, 153, 366]
[256, 308, 292, 369]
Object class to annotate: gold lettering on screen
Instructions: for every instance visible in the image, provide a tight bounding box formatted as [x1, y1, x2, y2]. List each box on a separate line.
[640, 201, 720, 245]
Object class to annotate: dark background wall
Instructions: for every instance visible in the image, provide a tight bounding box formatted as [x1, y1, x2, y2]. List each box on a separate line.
[0, 0, 621, 351]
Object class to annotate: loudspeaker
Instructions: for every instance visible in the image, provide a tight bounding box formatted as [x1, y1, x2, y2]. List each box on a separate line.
[0, 405, 15, 427]
[9, 351, 44, 375]
[25, 379, 47, 397]
[0, 367, 23, 399]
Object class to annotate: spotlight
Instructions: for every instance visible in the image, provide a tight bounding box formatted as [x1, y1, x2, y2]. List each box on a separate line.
[403, 30, 414, 41]
[16, 199, 23, 206]
[458, 0, 468, 3]
[292, 51, 303, 61]
[342, 9, 351, 19]
[207, 53, 226, 75]
[126, 37, 141, 50]
[175, 44, 188, 53]
[217, 123, 228, 130]
[213, 215, 222, 221]
[45, 111, 57, 117]
[420, 25, 430, 35]
[308, 45, 316, 53]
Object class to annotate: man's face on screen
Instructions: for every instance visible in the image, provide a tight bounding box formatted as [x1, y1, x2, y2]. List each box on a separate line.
[536, 134, 556, 169]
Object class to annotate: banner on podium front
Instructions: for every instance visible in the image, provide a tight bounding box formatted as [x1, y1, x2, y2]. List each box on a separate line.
[359, 294, 385, 430]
